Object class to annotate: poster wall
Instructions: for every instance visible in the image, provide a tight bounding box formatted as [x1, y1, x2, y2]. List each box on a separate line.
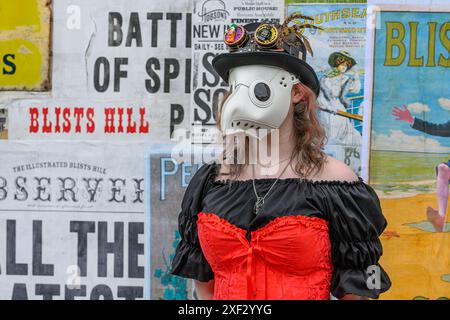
[147, 144, 221, 300]
[363, 4, 450, 299]
[0, 142, 147, 299]
[287, 0, 367, 174]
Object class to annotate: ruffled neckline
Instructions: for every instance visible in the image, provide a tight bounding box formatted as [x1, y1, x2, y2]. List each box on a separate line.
[205, 161, 367, 187]
[211, 175, 365, 187]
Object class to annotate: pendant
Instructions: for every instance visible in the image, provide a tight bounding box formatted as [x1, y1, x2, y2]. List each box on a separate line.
[254, 197, 264, 215]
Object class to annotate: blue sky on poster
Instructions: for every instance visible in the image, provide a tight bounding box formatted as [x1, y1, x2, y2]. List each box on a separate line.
[371, 10, 450, 153]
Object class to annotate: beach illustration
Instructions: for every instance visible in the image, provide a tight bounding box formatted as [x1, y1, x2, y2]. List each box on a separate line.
[368, 9, 450, 299]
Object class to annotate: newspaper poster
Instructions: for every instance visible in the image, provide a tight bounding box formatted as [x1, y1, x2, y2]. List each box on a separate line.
[287, 1, 367, 174]
[363, 5, 450, 299]
[0, 141, 147, 299]
[190, 0, 284, 143]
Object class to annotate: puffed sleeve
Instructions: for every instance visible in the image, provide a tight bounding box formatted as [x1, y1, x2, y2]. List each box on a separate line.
[170, 162, 216, 282]
[320, 179, 391, 299]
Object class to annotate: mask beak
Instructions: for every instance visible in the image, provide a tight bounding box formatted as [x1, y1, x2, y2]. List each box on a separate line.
[221, 127, 273, 140]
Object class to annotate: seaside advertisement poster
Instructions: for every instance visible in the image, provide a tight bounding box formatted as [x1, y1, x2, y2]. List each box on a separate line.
[364, 5, 450, 299]
[287, 0, 367, 175]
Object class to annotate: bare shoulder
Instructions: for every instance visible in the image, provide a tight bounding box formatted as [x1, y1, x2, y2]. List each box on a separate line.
[314, 155, 360, 182]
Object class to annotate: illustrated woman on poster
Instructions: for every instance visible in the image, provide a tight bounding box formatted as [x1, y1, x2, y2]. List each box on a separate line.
[392, 105, 450, 232]
[317, 51, 362, 146]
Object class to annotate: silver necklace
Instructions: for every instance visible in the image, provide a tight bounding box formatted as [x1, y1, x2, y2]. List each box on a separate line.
[251, 161, 291, 215]
[259, 157, 290, 169]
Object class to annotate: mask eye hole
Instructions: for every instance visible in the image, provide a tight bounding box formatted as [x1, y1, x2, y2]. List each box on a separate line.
[249, 81, 273, 107]
[254, 82, 271, 102]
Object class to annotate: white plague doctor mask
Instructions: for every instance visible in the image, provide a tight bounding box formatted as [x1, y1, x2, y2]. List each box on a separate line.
[220, 64, 300, 138]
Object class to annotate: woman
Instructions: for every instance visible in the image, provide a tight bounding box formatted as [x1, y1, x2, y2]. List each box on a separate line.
[171, 17, 391, 300]
[317, 51, 362, 147]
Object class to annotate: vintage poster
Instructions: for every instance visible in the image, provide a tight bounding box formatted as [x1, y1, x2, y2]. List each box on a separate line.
[363, 4, 450, 299]
[0, 0, 51, 91]
[287, 0, 367, 174]
[190, 0, 284, 144]
[146, 144, 220, 300]
[0, 141, 147, 299]
[6, 0, 192, 142]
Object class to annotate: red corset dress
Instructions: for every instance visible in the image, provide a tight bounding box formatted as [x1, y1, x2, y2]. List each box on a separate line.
[171, 163, 391, 300]
[197, 212, 332, 299]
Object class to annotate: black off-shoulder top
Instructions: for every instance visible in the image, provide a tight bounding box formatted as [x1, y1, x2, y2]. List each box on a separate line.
[170, 161, 391, 299]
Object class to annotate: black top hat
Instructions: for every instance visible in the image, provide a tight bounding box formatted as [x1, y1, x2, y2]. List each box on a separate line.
[212, 14, 321, 96]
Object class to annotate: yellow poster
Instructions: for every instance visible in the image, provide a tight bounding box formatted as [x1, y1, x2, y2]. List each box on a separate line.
[0, 0, 51, 90]
[366, 6, 450, 299]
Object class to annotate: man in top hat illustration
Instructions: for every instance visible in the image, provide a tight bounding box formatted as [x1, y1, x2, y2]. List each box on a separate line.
[393, 105, 450, 232]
